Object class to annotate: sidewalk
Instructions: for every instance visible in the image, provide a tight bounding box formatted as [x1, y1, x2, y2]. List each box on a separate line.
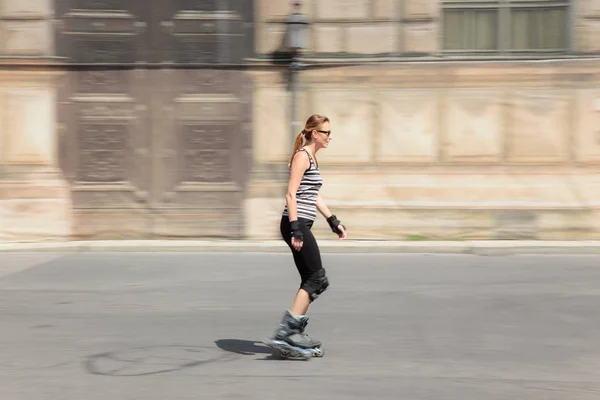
[2, 239, 600, 255]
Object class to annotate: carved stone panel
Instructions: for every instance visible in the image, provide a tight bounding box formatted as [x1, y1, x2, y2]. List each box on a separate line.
[2, 20, 53, 56]
[403, 0, 438, 19]
[153, 0, 254, 64]
[163, 12, 240, 63]
[147, 69, 253, 238]
[586, 0, 600, 16]
[311, 89, 374, 164]
[346, 24, 397, 54]
[0, 92, 4, 164]
[258, 0, 296, 20]
[55, 0, 146, 63]
[507, 90, 570, 163]
[253, 86, 292, 163]
[78, 123, 129, 183]
[59, 67, 148, 218]
[444, 90, 504, 163]
[378, 89, 439, 163]
[5, 87, 56, 165]
[155, 69, 252, 196]
[181, 123, 233, 183]
[577, 20, 600, 53]
[180, 69, 232, 94]
[402, 22, 438, 54]
[177, 0, 219, 11]
[3, 0, 53, 17]
[54, 0, 255, 64]
[374, 0, 397, 20]
[72, 0, 125, 10]
[54, 1, 256, 239]
[76, 69, 128, 94]
[315, 0, 370, 20]
[314, 25, 343, 53]
[575, 89, 600, 163]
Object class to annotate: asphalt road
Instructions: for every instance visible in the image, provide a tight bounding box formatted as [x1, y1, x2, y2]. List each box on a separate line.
[1, 252, 600, 400]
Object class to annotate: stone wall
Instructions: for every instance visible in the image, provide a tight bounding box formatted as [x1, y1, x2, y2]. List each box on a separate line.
[244, 61, 600, 240]
[1, 0, 256, 242]
[0, 0, 54, 56]
[0, 67, 72, 242]
[576, 0, 600, 52]
[0, 0, 71, 242]
[246, 0, 600, 241]
[257, 0, 600, 55]
[257, 0, 438, 55]
[1, 0, 600, 242]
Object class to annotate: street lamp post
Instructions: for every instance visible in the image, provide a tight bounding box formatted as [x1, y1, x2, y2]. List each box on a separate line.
[285, 1, 309, 140]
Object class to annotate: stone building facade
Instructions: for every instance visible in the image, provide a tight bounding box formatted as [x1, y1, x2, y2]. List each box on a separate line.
[1, 0, 599, 242]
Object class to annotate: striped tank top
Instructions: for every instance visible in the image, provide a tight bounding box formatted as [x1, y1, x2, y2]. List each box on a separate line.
[282, 148, 323, 221]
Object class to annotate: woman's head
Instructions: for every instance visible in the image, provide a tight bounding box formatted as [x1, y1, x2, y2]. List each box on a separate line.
[288, 114, 331, 167]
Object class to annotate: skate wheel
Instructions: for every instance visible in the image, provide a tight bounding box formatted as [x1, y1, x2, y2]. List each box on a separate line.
[279, 350, 290, 358]
[312, 347, 324, 357]
[264, 339, 313, 360]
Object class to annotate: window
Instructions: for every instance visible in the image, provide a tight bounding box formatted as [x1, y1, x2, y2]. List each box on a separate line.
[442, 1, 570, 53]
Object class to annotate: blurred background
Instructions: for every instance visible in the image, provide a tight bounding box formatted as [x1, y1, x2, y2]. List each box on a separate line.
[0, 0, 599, 243]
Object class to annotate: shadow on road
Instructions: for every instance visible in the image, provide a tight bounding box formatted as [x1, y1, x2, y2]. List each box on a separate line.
[215, 339, 284, 360]
[84, 345, 235, 376]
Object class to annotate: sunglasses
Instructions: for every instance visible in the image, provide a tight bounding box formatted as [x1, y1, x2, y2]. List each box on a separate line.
[316, 130, 331, 137]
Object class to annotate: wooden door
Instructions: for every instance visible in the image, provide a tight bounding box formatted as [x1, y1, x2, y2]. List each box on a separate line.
[56, 0, 254, 239]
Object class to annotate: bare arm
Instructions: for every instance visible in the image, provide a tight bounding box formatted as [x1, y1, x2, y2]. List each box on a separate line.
[285, 151, 310, 222]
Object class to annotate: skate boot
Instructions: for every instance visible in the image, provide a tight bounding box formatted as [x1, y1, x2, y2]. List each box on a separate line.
[264, 310, 324, 359]
[296, 315, 324, 358]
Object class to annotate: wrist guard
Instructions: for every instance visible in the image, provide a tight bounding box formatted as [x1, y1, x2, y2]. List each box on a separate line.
[326, 214, 345, 234]
[290, 220, 304, 240]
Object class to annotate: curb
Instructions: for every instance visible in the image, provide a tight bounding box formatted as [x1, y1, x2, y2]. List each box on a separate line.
[1, 240, 600, 255]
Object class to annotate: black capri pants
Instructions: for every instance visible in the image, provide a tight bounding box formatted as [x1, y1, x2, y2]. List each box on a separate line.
[280, 216, 328, 299]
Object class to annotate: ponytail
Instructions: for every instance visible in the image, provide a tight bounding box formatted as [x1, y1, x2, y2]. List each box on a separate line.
[288, 131, 305, 168]
[287, 114, 330, 168]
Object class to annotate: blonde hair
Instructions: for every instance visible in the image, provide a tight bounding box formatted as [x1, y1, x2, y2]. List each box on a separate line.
[288, 114, 330, 168]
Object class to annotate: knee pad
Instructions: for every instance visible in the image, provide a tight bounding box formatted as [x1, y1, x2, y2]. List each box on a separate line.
[301, 269, 330, 302]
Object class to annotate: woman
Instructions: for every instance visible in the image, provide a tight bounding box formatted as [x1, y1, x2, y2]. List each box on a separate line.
[265, 114, 348, 358]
